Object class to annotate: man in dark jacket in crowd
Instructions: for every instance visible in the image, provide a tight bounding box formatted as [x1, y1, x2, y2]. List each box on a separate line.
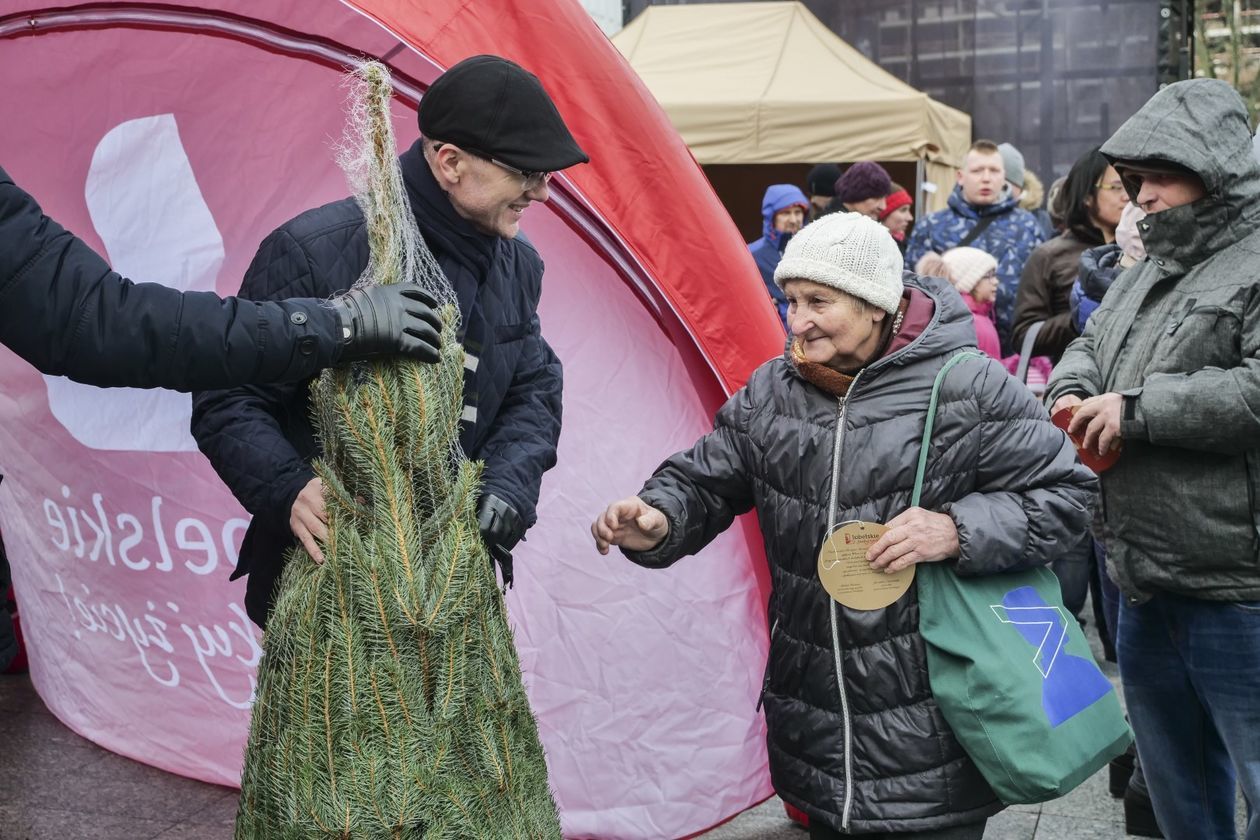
[1048, 78, 1260, 840]
[192, 55, 587, 627]
[905, 140, 1045, 352]
[748, 184, 809, 329]
[0, 166, 442, 390]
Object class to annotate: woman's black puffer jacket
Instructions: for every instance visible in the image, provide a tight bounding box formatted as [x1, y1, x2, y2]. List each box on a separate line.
[626, 274, 1096, 834]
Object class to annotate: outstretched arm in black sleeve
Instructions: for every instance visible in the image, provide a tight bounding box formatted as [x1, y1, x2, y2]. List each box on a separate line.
[0, 165, 440, 391]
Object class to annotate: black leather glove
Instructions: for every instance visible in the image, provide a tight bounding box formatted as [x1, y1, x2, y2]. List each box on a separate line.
[477, 493, 525, 587]
[334, 284, 442, 363]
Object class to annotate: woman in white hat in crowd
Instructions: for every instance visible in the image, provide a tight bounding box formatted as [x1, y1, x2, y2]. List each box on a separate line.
[591, 213, 1095, 839]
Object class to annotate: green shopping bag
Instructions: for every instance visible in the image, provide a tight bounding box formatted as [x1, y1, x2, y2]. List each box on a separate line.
[913, 352, 1132, 805]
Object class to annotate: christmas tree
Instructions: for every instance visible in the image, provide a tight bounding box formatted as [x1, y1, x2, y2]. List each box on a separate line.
[234, 62, 561, 840]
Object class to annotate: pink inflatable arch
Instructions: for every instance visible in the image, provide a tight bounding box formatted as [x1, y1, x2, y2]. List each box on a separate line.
[0, 2, 784, 837]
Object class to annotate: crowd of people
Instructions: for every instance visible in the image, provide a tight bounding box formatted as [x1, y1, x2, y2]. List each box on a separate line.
[1, 50, 1257, 840]
[724, 77, 1260, 840]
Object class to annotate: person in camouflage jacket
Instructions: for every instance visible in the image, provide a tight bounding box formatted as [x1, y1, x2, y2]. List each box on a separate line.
[906, 141, 1046, 352]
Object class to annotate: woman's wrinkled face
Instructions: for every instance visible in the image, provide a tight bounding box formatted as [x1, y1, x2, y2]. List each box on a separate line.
[783, 279, 886, 372]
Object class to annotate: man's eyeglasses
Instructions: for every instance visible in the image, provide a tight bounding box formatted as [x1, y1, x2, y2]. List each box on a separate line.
[488, 157, 552, 191]
[436, 142, 552, 190]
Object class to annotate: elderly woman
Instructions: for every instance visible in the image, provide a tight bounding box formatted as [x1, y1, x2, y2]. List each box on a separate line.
[592, 213, 1095, 840]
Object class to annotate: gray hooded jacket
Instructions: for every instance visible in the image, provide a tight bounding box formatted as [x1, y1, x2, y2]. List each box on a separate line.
[627, 275, 1094, 834]
[1047, 79, 1260, 602]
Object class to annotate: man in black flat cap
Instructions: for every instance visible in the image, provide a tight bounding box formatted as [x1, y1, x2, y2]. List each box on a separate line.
[191, 55, 588, 628]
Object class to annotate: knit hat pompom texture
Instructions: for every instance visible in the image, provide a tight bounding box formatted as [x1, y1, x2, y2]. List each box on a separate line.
[835, 161, 892, 205]
[940, 246, 997, 294]
[775, 212, 904, 314]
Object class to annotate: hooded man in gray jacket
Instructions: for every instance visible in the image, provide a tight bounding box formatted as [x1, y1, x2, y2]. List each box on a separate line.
[1048, 79, 1260, 840]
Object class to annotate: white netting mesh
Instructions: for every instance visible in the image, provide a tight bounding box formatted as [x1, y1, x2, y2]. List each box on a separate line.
[336, 63, 457, 312]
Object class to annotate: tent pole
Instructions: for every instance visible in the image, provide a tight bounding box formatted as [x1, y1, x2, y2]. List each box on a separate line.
[915, 156, 925, 219]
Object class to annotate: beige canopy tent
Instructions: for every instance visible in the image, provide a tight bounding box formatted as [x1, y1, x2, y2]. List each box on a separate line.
[613, 1, 972, 214]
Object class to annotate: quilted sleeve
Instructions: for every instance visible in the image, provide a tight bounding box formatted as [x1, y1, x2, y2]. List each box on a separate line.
[0, 165, 343, 389]
[623, 382, 760, 569]
[190, 227, 320, 523]
[475, 313, 564, 531]
[944, 358, 1097, 576]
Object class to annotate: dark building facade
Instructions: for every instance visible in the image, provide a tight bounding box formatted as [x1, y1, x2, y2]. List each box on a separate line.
[624, 0, 1190, 180]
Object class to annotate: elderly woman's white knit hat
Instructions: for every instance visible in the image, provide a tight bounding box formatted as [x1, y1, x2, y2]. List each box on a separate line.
[774, 212, 904, 314]
[940, 246, 997, 294]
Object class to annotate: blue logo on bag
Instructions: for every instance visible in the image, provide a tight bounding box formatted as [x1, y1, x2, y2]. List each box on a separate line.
[991, 586, 1113, 727]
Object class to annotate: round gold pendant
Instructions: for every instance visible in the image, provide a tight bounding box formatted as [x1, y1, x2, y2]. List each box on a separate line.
[817, 521, 915, 610]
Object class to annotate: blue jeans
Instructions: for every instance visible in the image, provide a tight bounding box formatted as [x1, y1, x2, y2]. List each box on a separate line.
[1118, 593, 1260, 840]
[1050, 530, 1093, 617]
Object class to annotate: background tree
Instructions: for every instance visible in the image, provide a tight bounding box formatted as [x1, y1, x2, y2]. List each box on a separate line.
[1197, 0, 1260, 125]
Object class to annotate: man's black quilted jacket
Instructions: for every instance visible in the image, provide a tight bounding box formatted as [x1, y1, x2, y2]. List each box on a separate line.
[191, 140, 562, 626]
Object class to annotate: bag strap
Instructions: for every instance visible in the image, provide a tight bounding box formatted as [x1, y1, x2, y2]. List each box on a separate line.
[912, 351, 987, 508]
[956, 214, 997, 248]
[1014, 321, 1045, 384]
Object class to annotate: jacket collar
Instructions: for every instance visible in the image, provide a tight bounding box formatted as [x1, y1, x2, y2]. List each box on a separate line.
[946, 184, 1019, 220]
[400, 139, 498, 278]
[1137, 196, 1243, 274]
[964, 294, 993, 317]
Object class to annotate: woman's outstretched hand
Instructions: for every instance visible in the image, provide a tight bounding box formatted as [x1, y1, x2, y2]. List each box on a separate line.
[592, 497, 670, 555]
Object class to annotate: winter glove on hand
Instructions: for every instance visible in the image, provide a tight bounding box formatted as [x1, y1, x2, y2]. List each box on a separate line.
[477, 493, 525, 588]
[334, 284, 442, 363]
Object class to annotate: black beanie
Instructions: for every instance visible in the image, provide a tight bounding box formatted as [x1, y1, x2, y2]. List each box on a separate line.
[806, 163, 843, 197]
[418, 55, 589, 172]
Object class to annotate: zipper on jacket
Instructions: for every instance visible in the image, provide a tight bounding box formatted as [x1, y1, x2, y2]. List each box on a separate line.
[825, 374, 862, 832]
[756, 617, 779, 712]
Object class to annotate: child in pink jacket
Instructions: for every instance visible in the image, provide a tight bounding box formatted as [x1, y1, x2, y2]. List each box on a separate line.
[918, 248, 1002, 359]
